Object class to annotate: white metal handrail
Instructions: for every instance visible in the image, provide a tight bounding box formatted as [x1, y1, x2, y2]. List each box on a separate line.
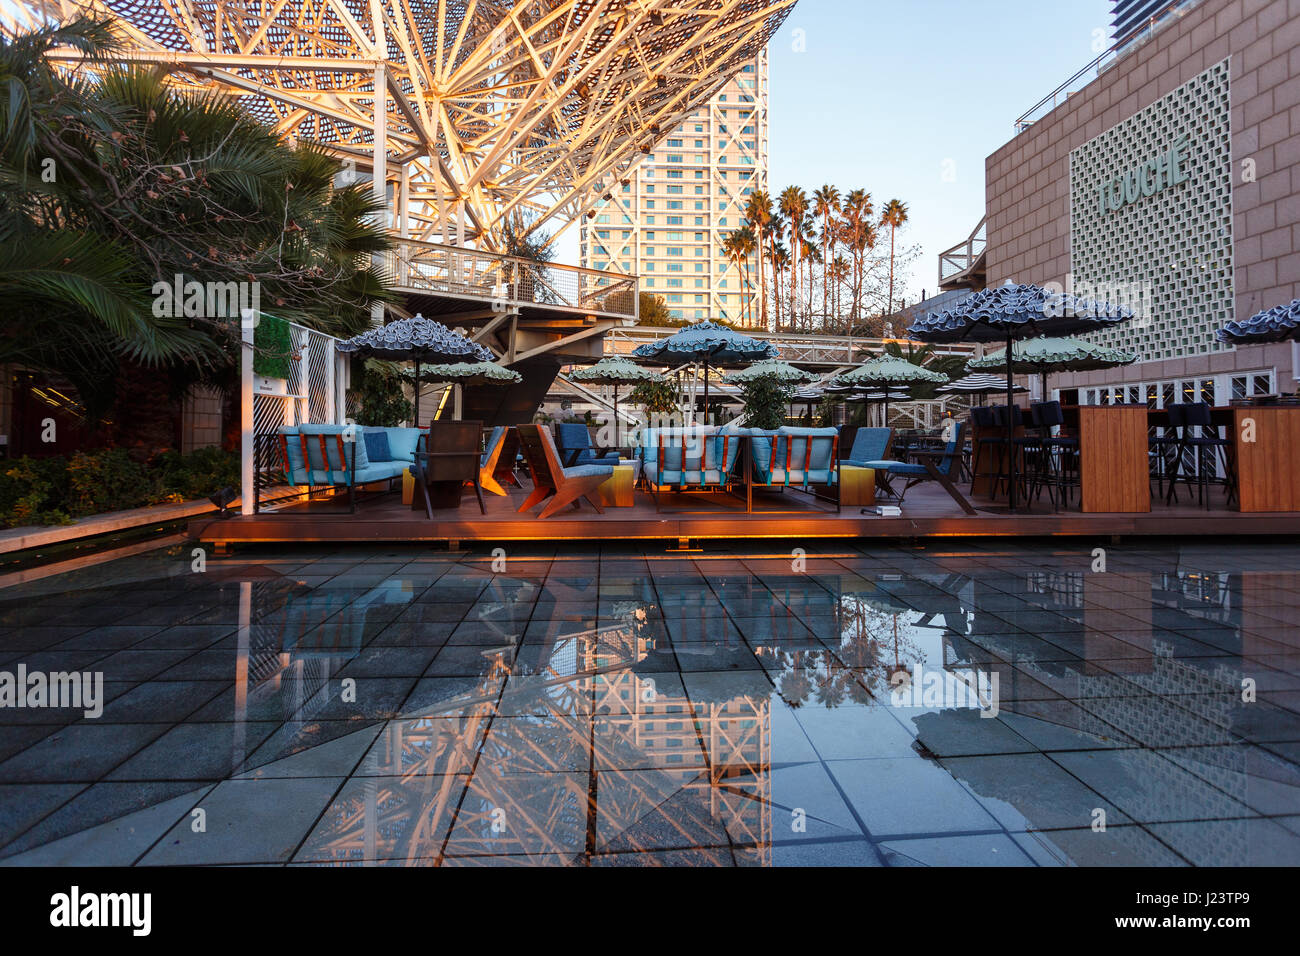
[387, 237, 638, 320]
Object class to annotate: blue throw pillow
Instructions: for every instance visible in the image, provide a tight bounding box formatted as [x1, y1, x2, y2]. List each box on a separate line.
[363, 430, 393, 463]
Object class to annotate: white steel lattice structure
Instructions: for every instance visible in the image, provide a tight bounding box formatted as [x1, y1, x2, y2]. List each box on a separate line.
[13, 0, 798, 249]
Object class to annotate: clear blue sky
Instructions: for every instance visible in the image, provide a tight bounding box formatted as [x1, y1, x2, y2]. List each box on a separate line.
[767, 0, 1112, 305]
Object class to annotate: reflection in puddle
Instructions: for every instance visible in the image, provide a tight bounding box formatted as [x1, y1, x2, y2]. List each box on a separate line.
[0, 543, 1297, 866]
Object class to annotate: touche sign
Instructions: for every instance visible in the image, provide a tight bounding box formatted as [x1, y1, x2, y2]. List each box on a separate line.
[1095, 134, 1191, 215]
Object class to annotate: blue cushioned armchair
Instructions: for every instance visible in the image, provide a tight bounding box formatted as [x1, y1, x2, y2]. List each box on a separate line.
[863, 422, 975, 514]
[555, 423, 621, 468]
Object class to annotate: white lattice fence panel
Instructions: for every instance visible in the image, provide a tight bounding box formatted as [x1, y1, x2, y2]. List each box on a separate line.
[1069, 59, 1233, 362]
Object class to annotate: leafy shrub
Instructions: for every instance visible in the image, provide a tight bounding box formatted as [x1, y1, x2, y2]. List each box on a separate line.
[628, 380, 678, 416]
[0, 447, 241, 528]
[348, 359, 412, 427]
[740, 377, 795, 430]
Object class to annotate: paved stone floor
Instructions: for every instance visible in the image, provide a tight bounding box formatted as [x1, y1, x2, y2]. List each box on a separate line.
[0, 537, 1297, 866]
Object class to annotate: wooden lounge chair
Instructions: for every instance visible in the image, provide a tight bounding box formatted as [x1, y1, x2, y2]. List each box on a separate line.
[479, 426, 510, 497]
[516, 424, 613, 519]
[413, 421, 485, 517]
[863, 422, 976, 514]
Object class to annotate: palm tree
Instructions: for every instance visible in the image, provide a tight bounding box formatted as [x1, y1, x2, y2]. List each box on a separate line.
[744, 190, 773, 331]
[778, 186, 807, 330]
[722, 227, 757, 325]
[733, 225, 757, 326]
[1, 15, 394, 440]
[830, 254, 850, 327]
[881, 198, 909, 319]
[839, 190, 873, 323]
[765, 211, 786, 330]
[812, 185, 840, 325]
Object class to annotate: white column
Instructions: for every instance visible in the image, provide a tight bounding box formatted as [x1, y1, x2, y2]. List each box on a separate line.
[325, 336, 337, 425]
[239, 310, 255, 516]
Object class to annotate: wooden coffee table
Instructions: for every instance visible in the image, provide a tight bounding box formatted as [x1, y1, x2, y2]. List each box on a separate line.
[596, 462, 636, 507]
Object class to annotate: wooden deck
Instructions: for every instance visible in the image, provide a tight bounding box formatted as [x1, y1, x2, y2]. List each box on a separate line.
[190, 481, 1300, 548]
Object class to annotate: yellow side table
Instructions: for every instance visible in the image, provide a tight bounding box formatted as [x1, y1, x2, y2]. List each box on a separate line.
[401, 468, 415, 506]
[839, 465, 876, 507]
[596, 462, 636, 507]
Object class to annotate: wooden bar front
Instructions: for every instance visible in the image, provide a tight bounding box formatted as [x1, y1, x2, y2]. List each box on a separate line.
[1233, 406, 1300, 512]
[1076, 405, 1151, 513]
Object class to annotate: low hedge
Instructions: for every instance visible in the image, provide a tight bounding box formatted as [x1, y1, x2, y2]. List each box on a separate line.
[0, 447, 240, 528]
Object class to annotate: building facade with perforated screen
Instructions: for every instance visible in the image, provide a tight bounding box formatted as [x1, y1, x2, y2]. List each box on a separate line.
[981, 0, 1298, 405]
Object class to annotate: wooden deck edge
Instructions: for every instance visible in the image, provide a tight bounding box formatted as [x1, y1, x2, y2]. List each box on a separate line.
[189, 511, 1300, 545]
[3, 497, 238, 555]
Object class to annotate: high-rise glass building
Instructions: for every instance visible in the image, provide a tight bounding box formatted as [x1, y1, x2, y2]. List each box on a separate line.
[580, 52, 769, 327]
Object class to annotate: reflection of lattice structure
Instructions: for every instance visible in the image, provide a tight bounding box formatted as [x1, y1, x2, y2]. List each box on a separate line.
[1069, 59, 1233, 361]
[15, 0, 797, 249]
[297, 608, 771, 864]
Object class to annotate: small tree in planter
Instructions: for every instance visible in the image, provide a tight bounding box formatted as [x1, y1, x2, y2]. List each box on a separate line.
[628, 379, 680, 432]
[348, 358, 412, 426]
[739, 377, 795, 430]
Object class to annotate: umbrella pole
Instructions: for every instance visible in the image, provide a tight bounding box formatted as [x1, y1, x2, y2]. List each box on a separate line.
[612, 384, 619, 450]
[1007, 327, 1017, 512]
[703, 361, 710, 426]
[414, 359, 421, 427]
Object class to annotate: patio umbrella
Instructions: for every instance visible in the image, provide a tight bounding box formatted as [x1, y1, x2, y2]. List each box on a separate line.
[722, 360, 819, 385]
[829, 354, 947, 424]
[1217, 298, 1300, 344]
[938, 373, 1028, 405]
[338, 314, 493, 425]
[906, 282, 1134, 511]
[403, 361, 522, 421]
[631, 321, 777, 424]
[966, 336, 1137, 399]
[569, 357, 662, 445]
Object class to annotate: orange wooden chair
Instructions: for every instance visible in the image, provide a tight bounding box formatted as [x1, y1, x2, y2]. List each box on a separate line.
[515, 424, 613, 519]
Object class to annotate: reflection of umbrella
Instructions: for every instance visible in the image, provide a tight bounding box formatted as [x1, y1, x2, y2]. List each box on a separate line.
[723, 360, 818, 385]
[631, 321, 777, 424]
[907, 283, 1134, 511]
[1218, 298, 1300, 344]
[338, 314, 493, 425]
[938, 373, 1028, 405]
[967, 336, 1137, 398]
[570, 357, 662, 445]
[830, 355, 946, 423]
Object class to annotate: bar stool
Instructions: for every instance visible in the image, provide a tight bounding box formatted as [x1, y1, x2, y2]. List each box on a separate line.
[1168, 402, 1237, 509]
[1149, 404, 1183, 501]
[972, 405, 1009, 497]
[1031, 400, 1079, 509]
[1013, 405, 1053, 507]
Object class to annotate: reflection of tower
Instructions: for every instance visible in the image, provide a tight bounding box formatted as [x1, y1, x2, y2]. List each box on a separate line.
[587, 627, 772, 863]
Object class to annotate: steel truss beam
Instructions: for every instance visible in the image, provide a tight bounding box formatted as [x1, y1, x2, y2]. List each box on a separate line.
[14, 0, 798, 249]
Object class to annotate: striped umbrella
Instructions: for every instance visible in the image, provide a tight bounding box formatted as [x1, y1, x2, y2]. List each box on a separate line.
[907, 283, 1135, 511]
[723, 360, 819, 385]
[1217, 298, 1300, 344]
[829, 355, 947, 423]
[339, 314, 493, 425]
[570, 357, 663, 441]
[631, 321, 778, 423]
[938, 373, 1029, 404]
[967, 336, 1137, 398]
